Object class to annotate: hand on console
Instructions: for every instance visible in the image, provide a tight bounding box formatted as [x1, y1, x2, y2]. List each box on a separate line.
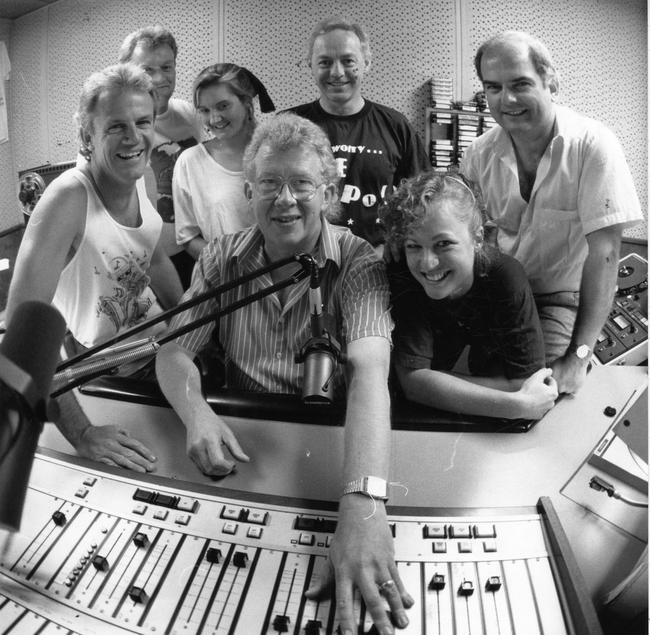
[306, 494, 413, 634]
[77, 424, 157, 473]
[185, 411, 250, 476]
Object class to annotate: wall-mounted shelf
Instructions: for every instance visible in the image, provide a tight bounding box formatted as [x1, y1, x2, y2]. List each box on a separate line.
[425, 107, 497, 170]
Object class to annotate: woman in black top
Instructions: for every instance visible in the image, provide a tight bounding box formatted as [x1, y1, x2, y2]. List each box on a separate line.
[381, 171, 558, 420]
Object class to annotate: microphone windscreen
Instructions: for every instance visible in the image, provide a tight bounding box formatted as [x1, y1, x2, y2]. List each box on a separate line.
[1, 301, 67, 410]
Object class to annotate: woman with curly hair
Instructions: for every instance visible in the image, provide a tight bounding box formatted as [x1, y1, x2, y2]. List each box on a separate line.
[381, 170, 558, 420]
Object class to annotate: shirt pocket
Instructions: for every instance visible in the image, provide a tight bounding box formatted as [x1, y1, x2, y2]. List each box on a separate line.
[535, 207, 583, 272]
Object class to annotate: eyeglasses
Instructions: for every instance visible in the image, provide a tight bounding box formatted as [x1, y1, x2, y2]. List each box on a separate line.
[253, 176, 322, 202]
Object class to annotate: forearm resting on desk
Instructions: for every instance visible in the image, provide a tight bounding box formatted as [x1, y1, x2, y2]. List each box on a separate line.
[155, 342, 249, 474]
[396, 365, 558, 420]
[54, 390, 157, 472]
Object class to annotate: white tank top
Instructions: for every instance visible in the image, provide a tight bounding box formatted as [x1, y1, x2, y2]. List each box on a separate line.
[53, 169, 166, 347]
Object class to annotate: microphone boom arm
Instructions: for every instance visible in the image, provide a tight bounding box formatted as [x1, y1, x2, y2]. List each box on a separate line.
[56, 253, 308, 373]
[51, 255, 312, 397]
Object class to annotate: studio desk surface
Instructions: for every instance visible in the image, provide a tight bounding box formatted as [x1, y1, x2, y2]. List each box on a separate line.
[36, 366, 648, 607]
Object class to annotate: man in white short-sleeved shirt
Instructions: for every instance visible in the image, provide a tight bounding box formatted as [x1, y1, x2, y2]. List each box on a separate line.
[461, 31, 642, 394]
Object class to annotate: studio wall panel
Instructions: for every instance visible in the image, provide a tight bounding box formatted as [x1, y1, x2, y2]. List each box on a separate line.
[5, 0, 647, 237]
[465, 0, 647, 238]
[0, 19, 17, 230]
[9, 0, 218, 169]
[224, 0, 456, 140]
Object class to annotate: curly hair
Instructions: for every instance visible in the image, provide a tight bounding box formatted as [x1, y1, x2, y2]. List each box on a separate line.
[118, 25, 178, 62]
[74, 63, 155, 161]
[243, 112, 340, 221]
[380, 170, 492, 266]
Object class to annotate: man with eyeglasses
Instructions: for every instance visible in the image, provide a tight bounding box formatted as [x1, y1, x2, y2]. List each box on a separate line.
[156, 112, 413, 634]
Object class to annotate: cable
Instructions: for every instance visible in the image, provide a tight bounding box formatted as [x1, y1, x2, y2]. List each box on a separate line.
[589, 475, 648, 508]
[626, 443, 648, 476]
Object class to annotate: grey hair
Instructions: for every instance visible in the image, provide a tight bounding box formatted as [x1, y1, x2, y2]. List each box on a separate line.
[243, 112, 340, 220]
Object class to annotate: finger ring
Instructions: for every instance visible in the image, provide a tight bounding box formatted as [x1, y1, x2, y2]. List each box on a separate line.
[378, 579, 395, 593]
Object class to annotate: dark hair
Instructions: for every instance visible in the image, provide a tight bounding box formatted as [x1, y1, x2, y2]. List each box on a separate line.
[307, 16, 371, 65]
[243, 112, 340, 220]
[118, 25, 178, 62]
[194, 63, 254, 107]
[380, 170, 491, 267]
[474, 31, 558, 90]
[192, 63, 274, 114]
[75, 63, 155, 160]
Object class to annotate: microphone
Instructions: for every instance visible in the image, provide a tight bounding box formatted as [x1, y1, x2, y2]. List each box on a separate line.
[295, 256, 344, 404]
[0, 301, 67, 531]
[51, 337, 159, 397]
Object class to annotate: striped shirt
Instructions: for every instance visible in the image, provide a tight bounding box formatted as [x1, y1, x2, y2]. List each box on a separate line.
[172, 217, 392, 393]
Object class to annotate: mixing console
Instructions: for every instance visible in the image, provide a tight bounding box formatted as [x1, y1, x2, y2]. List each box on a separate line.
[594, 253, 648, 366]
[0, 452, 599, 634]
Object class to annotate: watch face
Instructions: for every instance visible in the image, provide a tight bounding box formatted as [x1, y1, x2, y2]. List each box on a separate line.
[366, 476, 388, 498]
[576, 345, 591, 359]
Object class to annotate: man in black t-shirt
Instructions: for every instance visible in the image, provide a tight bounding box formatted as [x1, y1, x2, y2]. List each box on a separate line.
[287, 17, 428, 249]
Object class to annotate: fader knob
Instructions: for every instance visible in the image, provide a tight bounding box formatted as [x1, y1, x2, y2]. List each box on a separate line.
[272, 614, 290, 632]
[232, 551, 248, 568]
[458, 580, 474, 596]
[52, 510, 67, 526]
[133, 532, 149, 548]
[128, 585, 148, 603]
[428, 573, 446, 590]
[485, 575, 502, 591]
[206, 547, 222, 563]
[305, 619, 322, 634]
[92, 555, 109, 571]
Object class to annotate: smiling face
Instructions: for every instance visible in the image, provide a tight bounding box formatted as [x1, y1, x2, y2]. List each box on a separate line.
[310, 28, 369, 115]
[85, 88, 154, 186]
[480, 40, 556, 138]
[404, 201, 479, 301]
[196, 82, 251, 143]
[246, 144, 335, 260]
[129, 43, 176, 114]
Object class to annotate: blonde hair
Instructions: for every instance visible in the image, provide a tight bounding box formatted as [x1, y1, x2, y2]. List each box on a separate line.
[75, 63, 154, 160]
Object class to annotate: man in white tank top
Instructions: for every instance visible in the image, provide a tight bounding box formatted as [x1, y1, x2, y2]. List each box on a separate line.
[7, 63, 182, 475]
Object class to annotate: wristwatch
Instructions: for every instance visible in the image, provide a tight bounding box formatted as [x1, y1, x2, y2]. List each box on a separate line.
[341, 476, 389, 501]
[573, 344, 592, 360]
